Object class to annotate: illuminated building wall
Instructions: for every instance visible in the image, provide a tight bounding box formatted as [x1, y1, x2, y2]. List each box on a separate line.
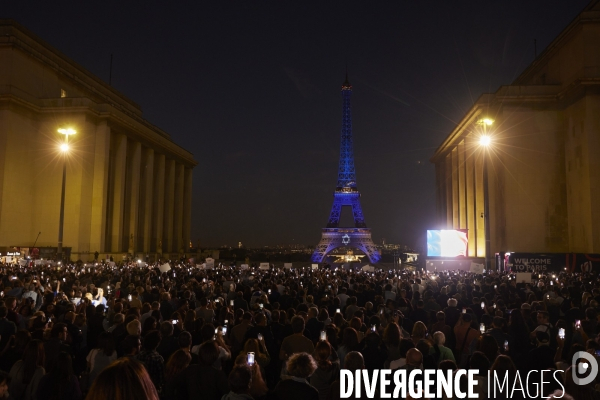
[431, 2, 600, 256]
[0, 21, 197, 261]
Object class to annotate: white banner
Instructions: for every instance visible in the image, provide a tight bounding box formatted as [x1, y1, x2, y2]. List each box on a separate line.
[159, 263, 171, 273]
[516, 272, 532, 283]
[469, 263, 485, 274]
[34, 260, 42, 265]
[259, 263, 270, 270]
[205, 258, 215, 269]
[284, 263, 293, 269]
[241, 264, 249, 270]
[312, 264, 319, 270]
[362, 265, 375, 272]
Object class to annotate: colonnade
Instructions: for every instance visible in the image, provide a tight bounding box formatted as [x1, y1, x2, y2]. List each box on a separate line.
[97, 129, 193, 255]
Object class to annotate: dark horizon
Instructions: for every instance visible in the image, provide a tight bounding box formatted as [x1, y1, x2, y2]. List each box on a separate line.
[2, 1, 591, 250]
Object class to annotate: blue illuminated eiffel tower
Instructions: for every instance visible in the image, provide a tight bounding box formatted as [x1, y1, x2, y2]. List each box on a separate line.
[312, 76, 381, 264]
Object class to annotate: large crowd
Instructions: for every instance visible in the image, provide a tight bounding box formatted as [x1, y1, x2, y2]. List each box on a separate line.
[0, 261, 598, 400]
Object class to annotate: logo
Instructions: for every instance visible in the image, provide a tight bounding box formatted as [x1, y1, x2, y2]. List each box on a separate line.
[342, 234, 350, 245]
[572, 351, 599, 385]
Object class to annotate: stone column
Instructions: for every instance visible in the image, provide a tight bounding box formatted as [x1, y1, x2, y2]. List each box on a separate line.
[182, 167, 193, 256]
[111, 133, 127, 253]
[125, 141, 141, 255]
[451, 147, 459, 228]
[140, 147, 154, 253]
[173, 163, 184, 254]
[163, 159, 175, 254]
[458, 140, 466, 230]
[90, 121, 110, 254]
[152, 154, 165, 254]
[466, 137, 476, 257]
[445, 154, 453, 227]
[475, 153, 485, 258]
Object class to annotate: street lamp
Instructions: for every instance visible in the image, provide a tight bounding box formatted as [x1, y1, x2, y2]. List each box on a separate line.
[57, 127, 76, 262]
[478, 118, 493, 271]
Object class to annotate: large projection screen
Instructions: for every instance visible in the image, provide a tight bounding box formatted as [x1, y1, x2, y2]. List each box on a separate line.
[427, 230, 468, 257]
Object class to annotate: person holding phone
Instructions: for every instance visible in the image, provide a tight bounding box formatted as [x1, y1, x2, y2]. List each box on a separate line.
[236, 338, 270, 372]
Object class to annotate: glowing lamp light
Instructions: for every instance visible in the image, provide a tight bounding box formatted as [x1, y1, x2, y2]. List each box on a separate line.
[60, 143, 69, 152]
[481, 118, 494, 126]
[479, 136, 491, 147]
[58, 127, 77, 136]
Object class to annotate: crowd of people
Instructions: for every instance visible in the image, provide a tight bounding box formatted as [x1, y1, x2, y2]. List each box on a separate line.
[0, 260, 598, 400]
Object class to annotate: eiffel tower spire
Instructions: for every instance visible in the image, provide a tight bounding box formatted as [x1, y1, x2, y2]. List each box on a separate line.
[337, 76, 356, 189]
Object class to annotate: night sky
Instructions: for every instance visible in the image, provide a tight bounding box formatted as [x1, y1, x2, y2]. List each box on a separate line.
[3, 1, 590, 250]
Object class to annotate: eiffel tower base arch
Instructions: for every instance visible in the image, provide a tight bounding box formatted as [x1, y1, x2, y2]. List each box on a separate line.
[311, 228, 381, 264]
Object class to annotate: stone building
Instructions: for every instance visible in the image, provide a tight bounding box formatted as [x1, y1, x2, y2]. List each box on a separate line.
[0, 20, 197, 261]
[431, 2, 600, 259]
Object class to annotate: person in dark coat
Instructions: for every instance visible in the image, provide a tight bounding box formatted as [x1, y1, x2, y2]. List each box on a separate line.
[174, 340, 229, 400]
[273, 352, 319, 400]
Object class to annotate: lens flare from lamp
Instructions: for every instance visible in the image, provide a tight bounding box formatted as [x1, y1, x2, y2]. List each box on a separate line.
[479, 136, 491, 147]
[60, 143, 69, 152]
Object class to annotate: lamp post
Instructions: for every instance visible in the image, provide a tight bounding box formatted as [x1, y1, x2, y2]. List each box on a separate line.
[57, 127, 76, 262]
[478, 119, 493, 271]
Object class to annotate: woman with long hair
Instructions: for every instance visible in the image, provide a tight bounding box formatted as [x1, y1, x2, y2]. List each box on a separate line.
[382, 322, 402, 368]
[349, 317, 364, 342]
[233, 352, 269, 399]
[86, 332, 117, 386]
[163, 349, 192, 400]
[337, 327, 359, 368]
[183, 310, 196, 333]
[332, 313, 346, 336]
[325, 324, 339, 351]
[507, 309, 532, 366]
[84, 358, 159, 400]
[411, 321, 428, 345]
[8, 339, 45, 400]
[235, 338, 270, 370]
[489, 355, 522, 400]
[36, 351, 82, 400]
[309, 341, 340, 400]
[478, 334, 499, 364]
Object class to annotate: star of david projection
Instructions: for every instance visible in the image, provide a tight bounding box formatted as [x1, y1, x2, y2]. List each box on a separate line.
[342, 234, 350, 245]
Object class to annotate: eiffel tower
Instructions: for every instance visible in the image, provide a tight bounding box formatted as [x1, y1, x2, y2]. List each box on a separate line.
[312, 76, 381, 264]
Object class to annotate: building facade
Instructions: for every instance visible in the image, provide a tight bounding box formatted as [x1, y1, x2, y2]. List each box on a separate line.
[431, 2, 600, 259]
[0, 20, 197, 261]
